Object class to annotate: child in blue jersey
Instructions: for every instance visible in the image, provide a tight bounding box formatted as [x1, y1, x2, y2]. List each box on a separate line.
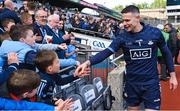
[0, 25, 68, 70]
[65, 37, 79, 60]
[75, 5, 178, 110]
[34, 50, 89, 104]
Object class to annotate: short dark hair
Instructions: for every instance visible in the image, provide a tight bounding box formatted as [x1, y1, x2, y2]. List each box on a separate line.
[7, 69, 40, 97]
[121, 5, 140, 14]
[9, 24, 33, 41]
[164, 23, 173, 28]
[1, 18, 15, 28]
[33, 50, 58, 72]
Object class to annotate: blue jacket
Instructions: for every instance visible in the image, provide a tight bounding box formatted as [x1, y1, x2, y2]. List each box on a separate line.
[0, 40, 59, 66]
[0, 63, 55, 110]
[0, 8, 21, 24]
[0, 63, 18, 85]
[44, 25, 65, 59]
[33, 22, 47, 43]
[0, 98, 54, 110]
[37, 71, 77, 103]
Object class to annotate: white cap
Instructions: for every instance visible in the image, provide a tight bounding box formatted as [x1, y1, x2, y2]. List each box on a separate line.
[157, 24, 164, 30]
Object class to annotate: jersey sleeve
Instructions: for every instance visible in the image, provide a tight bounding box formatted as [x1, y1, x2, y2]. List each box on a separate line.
[157, 31, 174, 73]
[108, 36, 124, 53]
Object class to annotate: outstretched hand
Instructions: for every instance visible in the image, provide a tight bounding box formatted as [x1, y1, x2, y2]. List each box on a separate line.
[74, 60, 91, 77]
[7, 52, 19, 65]
[55, 98, 73, 111]
[58, 43, 67, 50]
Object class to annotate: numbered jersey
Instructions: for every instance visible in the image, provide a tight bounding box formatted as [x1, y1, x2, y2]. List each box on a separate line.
[109, 24, 166, 84]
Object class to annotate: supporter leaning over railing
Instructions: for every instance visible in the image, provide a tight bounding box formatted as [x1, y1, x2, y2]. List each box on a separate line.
[0, 52, 72, 110]
[34, 50, 89, 104]
[0, 25, 67, 71]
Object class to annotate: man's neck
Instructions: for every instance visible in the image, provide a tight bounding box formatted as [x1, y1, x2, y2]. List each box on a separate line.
[133, 23, 143, 33]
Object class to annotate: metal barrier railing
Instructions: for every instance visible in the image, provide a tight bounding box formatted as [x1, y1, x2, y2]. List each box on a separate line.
[77, 48, 115, 85]
[69, 27, 111, 39]
[110, 54, 124, 67]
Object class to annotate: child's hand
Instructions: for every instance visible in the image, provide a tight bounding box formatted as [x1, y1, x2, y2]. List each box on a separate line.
[75, 48, 79, 52]
[58, 43, 67, 50]
[7, 52, 19, 65]
[55, 98, 73, 111]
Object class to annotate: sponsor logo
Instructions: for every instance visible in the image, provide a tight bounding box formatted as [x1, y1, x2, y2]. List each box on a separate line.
[130, 48, 152, 60]
[148, 40, 154, 45]
[93, 41, 106, 48]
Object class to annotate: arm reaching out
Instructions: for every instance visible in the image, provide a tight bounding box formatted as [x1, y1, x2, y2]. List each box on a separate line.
[74, 60, 91, 77]
[55, 98, 73, 111]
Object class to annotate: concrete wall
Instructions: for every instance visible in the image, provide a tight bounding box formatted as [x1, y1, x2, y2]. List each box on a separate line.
[107, 66, 125, 110]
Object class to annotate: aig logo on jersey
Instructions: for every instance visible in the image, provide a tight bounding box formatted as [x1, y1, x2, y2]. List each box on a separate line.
[130, 48, 152, 60]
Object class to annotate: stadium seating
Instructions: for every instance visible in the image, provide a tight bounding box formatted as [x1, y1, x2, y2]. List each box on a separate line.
[73, 78, 87, 94]
[52, 70, 114, 110]
[67, 94, 86, 111]
[79, 84, 98, 107]
[93, 77, 104, 94]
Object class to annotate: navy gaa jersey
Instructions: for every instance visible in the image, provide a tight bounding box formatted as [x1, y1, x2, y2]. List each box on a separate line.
[108, 24, 174, 84]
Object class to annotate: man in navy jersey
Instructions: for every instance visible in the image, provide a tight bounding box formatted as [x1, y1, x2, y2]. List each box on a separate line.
[75, 5, 178, 111]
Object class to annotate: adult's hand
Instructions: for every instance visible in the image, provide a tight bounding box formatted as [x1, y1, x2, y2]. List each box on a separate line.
[74, 60, 91, 77]
[169, 72, 178, 91]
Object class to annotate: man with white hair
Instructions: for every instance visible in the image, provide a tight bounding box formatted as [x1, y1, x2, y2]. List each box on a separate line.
[0, 0, 20, 24]
[33, 9, 48, 43]
[44, 14, 80, 67]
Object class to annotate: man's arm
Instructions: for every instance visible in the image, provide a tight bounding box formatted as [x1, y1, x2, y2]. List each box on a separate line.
[158, 31, 178, 90]
[34, 43, 67, 51]
[75, 36, 123, 76]
[0, 52, 19, 85]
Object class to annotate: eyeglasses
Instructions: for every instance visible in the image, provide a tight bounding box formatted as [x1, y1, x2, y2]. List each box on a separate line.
[38, 16, 47, 19]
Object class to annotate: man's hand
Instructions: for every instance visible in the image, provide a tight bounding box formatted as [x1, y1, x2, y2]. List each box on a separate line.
[169, 72, 178, 91]
[35, 35, 43, 42]
[58, 43, 67, 50]
[55, 98, 73, 111]
[62, 34, 71, 40]
[74, 60, 91, 77]
[7, 52, 19, 65]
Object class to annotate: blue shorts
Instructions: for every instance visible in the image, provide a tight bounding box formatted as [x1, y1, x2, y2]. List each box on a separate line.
[123, 82, 161, 110]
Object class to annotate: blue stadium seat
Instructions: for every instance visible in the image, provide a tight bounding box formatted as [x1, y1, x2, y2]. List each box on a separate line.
[73, 78, 87, 93]
[67, 94, 85, 111]
[79, 84, 98, 106]
[93, 77, 104, 94]
[62, 82, 76, 99]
